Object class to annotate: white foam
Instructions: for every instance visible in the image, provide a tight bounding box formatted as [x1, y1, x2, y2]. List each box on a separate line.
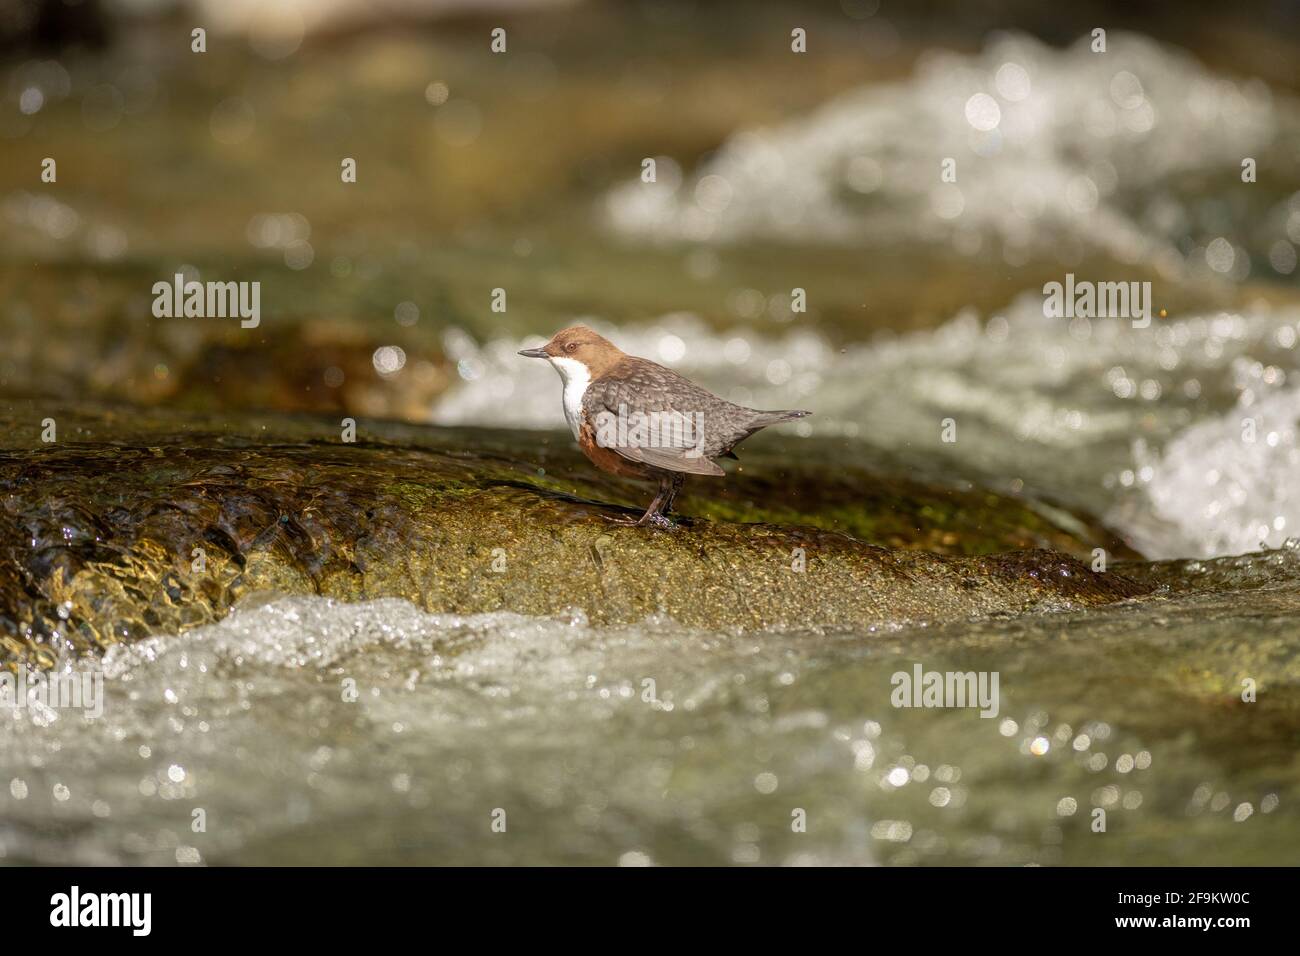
[605, 32, 1296, 279]
[100, 596, 591, 676]
[1121, 371, 1300, 558]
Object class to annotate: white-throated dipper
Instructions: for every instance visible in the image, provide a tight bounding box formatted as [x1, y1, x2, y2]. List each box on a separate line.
[519, 325, 810, 528]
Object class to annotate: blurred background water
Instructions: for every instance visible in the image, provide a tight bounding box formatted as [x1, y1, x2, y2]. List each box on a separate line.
[1, 0, 1298, 865]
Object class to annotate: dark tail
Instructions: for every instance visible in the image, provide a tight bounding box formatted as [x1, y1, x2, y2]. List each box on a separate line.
[750, 409, 811, 428]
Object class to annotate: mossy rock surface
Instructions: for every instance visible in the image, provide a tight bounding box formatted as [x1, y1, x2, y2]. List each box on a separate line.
[0, 402, 1149, 666]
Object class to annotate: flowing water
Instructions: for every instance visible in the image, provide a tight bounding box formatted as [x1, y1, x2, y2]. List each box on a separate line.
[1, 554, 1296, 866]
[2, 22, 1299, 865]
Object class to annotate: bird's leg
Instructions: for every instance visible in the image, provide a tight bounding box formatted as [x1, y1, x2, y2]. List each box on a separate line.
[658, 472, 685, 518]
[644, 468, 686, 522]
[635, 474, 681, 529]
[600, 475, 685, 529]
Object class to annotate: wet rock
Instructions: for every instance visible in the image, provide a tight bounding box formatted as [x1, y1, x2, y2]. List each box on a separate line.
[0, 402, 1150, 666]
[0, 265, 452, 419]
[167, 321, 451, 419]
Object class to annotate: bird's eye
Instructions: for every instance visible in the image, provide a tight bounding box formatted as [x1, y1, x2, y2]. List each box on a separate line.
[565, 342, 578, 353]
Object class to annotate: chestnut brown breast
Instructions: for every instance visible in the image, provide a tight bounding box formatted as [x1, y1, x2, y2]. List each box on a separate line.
[577, 418, 658, 479]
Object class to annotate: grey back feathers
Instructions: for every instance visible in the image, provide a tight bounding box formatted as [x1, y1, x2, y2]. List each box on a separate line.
[582, 356, 810, 476]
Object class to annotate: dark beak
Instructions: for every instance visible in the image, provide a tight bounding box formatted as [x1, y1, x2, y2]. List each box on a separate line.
[517, 347, 549, 359]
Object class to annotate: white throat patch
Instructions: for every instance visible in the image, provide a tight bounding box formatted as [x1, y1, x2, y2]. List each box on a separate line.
[548, 356, 590, 439]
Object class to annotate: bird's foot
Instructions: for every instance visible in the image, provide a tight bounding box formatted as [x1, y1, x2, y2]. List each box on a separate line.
[636, 512, 678, 530]
[599, 512, 678, 530]
[600, 514, 641, 526]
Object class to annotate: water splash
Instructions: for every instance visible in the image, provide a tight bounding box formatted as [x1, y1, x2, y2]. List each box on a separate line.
[606, 32, 1299, 280]
[1121, 371, 1300, 558]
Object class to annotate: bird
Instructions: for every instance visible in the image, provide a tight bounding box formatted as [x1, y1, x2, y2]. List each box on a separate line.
[519, 325, 810, 528]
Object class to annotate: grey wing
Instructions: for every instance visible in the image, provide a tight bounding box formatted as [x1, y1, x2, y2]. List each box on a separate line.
[582, 365, 728, 476]
[624, 444, 724, 476]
